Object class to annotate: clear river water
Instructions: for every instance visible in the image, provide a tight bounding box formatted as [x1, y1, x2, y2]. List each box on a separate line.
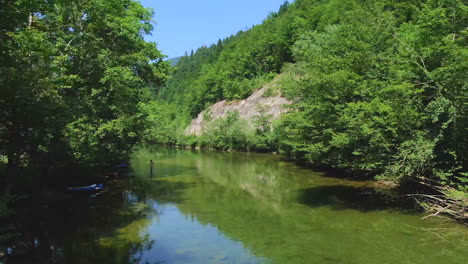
[6, 146, 467, 264]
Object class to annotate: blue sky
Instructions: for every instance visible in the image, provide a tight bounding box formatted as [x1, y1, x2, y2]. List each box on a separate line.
[139, 0, 288, 59]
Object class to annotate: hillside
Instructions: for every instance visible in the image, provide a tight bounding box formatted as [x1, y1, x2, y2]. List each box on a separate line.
[146, 0, 467, 218]
[185, 76, 291, 136]
[2, 1, 466, 258]
[166, 57, 181, 66]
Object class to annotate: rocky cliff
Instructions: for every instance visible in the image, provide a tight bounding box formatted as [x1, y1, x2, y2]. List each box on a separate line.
[185, 77, 291, 136]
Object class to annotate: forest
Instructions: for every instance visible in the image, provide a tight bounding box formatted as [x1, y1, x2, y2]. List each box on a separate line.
[0, 0, 170, 213]
[0, 0, 467, 225]
[152, 0, 468, 217]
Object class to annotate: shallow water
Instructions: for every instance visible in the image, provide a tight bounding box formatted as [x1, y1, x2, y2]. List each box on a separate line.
[5, 147, 468, 264]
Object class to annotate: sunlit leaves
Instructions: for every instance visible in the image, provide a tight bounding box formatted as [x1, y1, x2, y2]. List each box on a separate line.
[278, 0, 467, 185]
[0, 0, 169, 169]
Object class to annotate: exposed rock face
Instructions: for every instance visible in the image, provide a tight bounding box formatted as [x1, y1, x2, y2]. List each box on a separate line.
[185, 78, 291, 136]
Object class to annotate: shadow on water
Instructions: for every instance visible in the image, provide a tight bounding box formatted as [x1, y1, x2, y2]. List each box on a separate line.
[3, 174, 192, 264]
[4, 147, 468, 264]
[298, 185, 416, 213]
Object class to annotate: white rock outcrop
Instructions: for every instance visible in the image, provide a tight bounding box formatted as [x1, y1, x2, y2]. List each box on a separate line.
[185, 78, 291, 136]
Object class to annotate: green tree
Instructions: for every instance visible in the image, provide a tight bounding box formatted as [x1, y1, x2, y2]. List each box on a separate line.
[0, 0, 169, 192]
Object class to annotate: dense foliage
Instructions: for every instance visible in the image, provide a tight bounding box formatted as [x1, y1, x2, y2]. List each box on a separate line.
[0, 0, 169, 192]
[154, 0, 467, 193]
[0, 0, 466, 217]
[194, 111, 278, 152]
[280, 0, 467, 187]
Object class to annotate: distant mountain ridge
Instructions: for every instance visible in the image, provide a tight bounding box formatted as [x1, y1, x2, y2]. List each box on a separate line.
[166, 57, 181, 66]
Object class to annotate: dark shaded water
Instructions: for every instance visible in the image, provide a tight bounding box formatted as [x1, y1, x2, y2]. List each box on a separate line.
[3, 147, 467, 264]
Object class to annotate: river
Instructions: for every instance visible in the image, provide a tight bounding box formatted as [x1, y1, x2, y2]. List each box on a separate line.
[5, 146, 467, 264]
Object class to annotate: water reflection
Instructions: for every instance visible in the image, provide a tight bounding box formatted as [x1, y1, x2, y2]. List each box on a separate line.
[129, 147, 467, 264]
[5, 181, 160, 264]
[4, 147, 468, 264]
[298, 185, 412, 212]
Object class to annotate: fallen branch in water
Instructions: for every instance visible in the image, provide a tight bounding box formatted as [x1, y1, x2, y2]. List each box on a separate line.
[421, 207, 447, 219]
[407, 180, 467, 223]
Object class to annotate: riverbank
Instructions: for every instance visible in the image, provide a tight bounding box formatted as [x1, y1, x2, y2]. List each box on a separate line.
[143, 144, 468, 223]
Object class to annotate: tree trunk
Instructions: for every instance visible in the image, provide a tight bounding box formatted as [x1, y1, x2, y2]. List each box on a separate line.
[4, 150, 18, 195]
[4, 116, 21, 195]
